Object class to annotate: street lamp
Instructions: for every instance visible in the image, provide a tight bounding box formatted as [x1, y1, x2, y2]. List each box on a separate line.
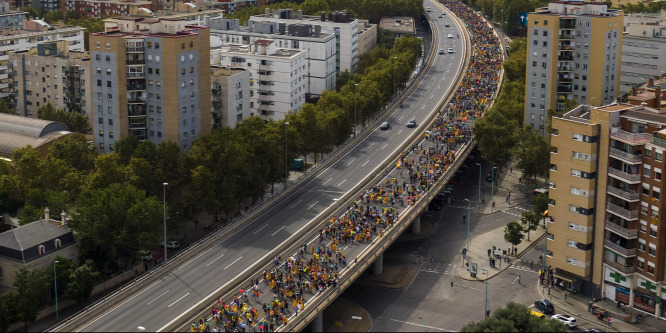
[285, 121, 290, 187]
[464, 198, 471, 252]
[491, 165, 495, 212]
[54, 260, 59, 321]
[476, 163, 481, 210]
[542, 210, 548, 272]
[417, 316, 425, 332]
[393, 56, 398, 101]
[354, 83, 358, 136]
[481, 268, 489, 320]
[163, 182, 168, 263]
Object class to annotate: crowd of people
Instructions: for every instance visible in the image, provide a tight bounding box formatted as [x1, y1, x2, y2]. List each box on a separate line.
[190, 1, 503, 331]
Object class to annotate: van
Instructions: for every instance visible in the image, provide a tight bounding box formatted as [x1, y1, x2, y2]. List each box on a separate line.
[534, 188, 549, 196]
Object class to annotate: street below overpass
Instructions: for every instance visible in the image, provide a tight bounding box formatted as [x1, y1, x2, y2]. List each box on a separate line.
[72, 1, 467, 331]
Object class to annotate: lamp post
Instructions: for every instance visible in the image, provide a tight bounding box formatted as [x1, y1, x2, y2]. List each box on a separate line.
[284, 122, 290, 187]
[354, 83, 358, 136]
[542, 211, 548, 272]
[163, 182, 168, 263]
[54, 260, 59, 321]
[476, 163, 481, 210]
[393, 56, 398, 101]
[481, 268, 489, 320]
[465, 198, 471, 252]
[491, 165, 495, 212]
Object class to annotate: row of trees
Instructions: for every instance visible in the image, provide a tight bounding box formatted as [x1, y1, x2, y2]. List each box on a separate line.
[503, 193, 548, 253]
[461, 301, 567, 332]
[0, 259, 99, 331]
[36, 103, 90, 134]
[229, 0, 424, 24]
[462, 0, 548, 36]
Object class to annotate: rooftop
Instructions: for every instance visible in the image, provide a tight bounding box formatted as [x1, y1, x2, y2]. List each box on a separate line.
[379, 17, 416, 35]
[533, 1, 623, 17]
[0, 219, 74, 263]
[0, 113, 72, 158]
[211, 65, 246, 77]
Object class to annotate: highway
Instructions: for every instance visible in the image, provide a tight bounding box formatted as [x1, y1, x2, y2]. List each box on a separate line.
[77, 1, 465, 331]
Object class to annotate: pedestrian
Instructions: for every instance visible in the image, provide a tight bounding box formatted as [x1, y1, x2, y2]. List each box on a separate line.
[547, 287, 550, 296]
[564, 293, 568, 302]
[518, 275, 521, 285]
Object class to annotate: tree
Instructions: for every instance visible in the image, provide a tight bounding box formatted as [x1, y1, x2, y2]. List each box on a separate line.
[36, 103, 90, 134]
[70, 183, 163, 271]
[472, 110, 518, 167]
[13, 268, 49, 331]
[504, 221, 525, 254]
[0, 99, 13, 114]
[461, 301, 567, 332]
[85, 153, 127, 190]
[511, 126, 550, 183]
[51, 258, 75, 300]
[0, 291, 17, 332]
[66, 259, 100, 303]
[534, 193, 548, 215]
[520, 210, 540, 241]
[48, 133, 97, 172]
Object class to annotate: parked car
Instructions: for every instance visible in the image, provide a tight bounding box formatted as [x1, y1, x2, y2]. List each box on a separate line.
[534, 187, 549, 196]
[136, 250, 153, 261]
[167, 239, 180, 249]
[428, 202, 442, 211]
[552, 314, 577, 328]
[534, 300, 555, 314]
[407, 119, 417, 128]
[380, 121, 390, 130]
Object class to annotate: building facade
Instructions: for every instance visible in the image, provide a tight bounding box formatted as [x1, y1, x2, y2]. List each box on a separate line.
[357, 19, 377, 55]
[0, 21, 85, 99]
[620, 12, 666, 95]
[210, 40, 307, 120]
[0, 2, 25, 29]
[210, 65, 250, 128]
[251, 8, 362, 75]
[63, 0, 154, 19]
[9, 41, 92, 126]
[550, 102, 666, 318]
[525, 1, 623, 133]
[89, 17, 211, 153]
[209, 17, 336, 97]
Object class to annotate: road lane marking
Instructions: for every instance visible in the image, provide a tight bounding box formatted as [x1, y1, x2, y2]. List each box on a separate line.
[430, 94, 434, 99]
[168, 293, 190, 308]
[398, 129, 403, 135]
[307, 200, 320, 210]
[270, 226, 286, 237]
[224, 257, 242, 270]
[288, 200, 302, 209]
[322, 178, 332, 185]
[422, 105, 426, 109]
[338, 179, 347, 186]
[389, 318, 454, 332]
[206, 254, 225, 267]
[438, 85, 441, 89]
[399, 115, 403, 120]
[362, 160, 369, 167]
[347, 158, 355, 166]
[368, 142, 375, 148]
[146, 290, 169, 305]
[382, 144, 388, 150]
[316, 190, 346, 194]
[252, 224, 268, 235]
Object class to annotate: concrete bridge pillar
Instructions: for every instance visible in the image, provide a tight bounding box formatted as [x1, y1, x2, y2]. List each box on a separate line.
[310, 312, 324, 332]
[411, 215, 421, 234]
[373, 253, 384, 275]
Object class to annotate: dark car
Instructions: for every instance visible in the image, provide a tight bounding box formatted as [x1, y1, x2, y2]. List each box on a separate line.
[534, 300, 555, 314]
[428, 202, 442, 211]
[407, 119, 417, 128]
[380, 121, 390, 130]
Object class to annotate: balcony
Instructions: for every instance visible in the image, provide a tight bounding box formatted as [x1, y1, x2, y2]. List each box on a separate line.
[560, 20, 576, 29]
[609, 147, 642, 164]
[608, 167, 641, 184]
[126, 46, 145, 53]
[610, 128, 651, 144]
[605, 221, 638, 238]
[558, 55, 574, 61]
[557, 65, 573, 72]
[126, 59, 145, 65]
[652, 135, 666, 149]
[606, 203, 639, 221]
[604, 258, 636, 274]
[607, 185, 639, 202]
[559, 33, 574, 40]
[604, 239, 636, 257]
[557, 84, 573, 93]
[127, 83, 146, 91]
[126, 71, 145, 78]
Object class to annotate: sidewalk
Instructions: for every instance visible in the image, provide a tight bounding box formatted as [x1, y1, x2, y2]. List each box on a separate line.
[537, 283, 666, 332]
[457, 160, 545, 281]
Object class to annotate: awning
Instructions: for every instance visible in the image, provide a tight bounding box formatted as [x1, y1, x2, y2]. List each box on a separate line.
[554, 274, 573, 283]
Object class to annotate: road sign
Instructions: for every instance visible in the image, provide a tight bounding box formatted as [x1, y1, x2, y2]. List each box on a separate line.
[519, 13, 528, 26]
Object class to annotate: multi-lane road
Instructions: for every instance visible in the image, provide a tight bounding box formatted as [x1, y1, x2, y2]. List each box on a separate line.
[75, 1, 466, 331]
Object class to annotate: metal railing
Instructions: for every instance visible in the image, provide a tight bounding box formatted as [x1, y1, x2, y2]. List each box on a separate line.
[606, 185, 639, 201]
[652, 135, 666, 149]
[604, 258, 636, 274]
[606, 202, 639, 220]
[608, 167, 641, 183]
[609, 147, 642, 163]
[604, 221, 638, 238]
[604, 239, 636, 257]
[610, 128, 651, 144]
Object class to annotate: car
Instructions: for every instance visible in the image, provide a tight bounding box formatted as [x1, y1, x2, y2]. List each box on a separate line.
[428, 202, 442, 211]
[426, 7, 432, 12]
[534, 300, 555, 314]
[407, 119, 416, 128]
[136, 250, 153, 261]
[444, 185, 455, 192]
[442, 12, 447, 15]
[438, 49, 445, 54]
[552, 314, 577, 328]
[167, 239, 180, 249]
[448, 47, 454, 53]
[447, 180, 457, 186]
[448, 33, 453, 38]
[380, 121, 390, 130]
[485, 174, 495, 182]
[584, 329, 603, 333]
[534, 187, 549, 196]
[445, 23, 450, 27]
[438, 14, 443, 18]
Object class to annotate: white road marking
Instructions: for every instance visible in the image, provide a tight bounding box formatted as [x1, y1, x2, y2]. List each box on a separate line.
[322, 178, 332, 185]
[224, 257, 243, 270]
[338, 179, 347, 186]
[347, 158, 355, 166]
[289, 200, 302, 209]
[316, 190, 346, 194]
[389, 318, 455, 332]
[146, 290, 170, 305]
[168, 293, 190, 308]
[362, 160, 370, 167]
[422, 105, 426, 109]
[430, 95, 434, 99]
[308, 200, 320, 210]
[206, 254, 225, 267]
[382, 144, 388, 150]
[398, 129, 403, 135]
[438, 85, 441, 89]
[368, 142, 375, 148]
[270, 226, 286, 237]
[252, 224, 268, 235]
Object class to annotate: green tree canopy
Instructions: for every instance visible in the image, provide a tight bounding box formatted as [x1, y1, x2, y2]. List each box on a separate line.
[472, 110, 518, 167]
[461, 301, 567, 332]
[66, 259, 101, 303]
[520, 210, 540, 241]
[511, 126, 550, 182]
[504, 221, 525, 253]
[13, 268, 49, 331]
[36, 103, 90, 134]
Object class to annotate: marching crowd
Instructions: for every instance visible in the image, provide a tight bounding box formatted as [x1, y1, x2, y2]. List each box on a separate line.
[190, 1, 503, 331]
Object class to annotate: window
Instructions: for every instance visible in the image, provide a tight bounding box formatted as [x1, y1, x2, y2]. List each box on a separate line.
[109, 132, 114, 139]
[99, 130, 104, 137]
[656, 171, 662, 181]
[653, 188, 661, 200]
[54, 239, 61, 248]
[638, 258, 645, 269]
[566, 257, 578, 266]
[108, 119, 113, 125]
[644, 164, 651, 177]
[147, 42, 152, 48]
[639, 239, 646, 251]
[155, 42, 160, 49]
[640, 220, 648, 233]
[648, 262, 655, 274]
[657, 152, 663, 162]
[181, 43, 185, 49]
[190, 41, 194, 48]
[190, 67, 194, 73]
[649, 244, 656, 256]
[643, 186, 650, 196]
[650, 224, 658, 237]
[106, 42, 110, 49]
[38, 245, 46, 254]
[182, 68, 185, 75]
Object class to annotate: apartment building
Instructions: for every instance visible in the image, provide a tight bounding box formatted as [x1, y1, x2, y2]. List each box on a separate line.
[550, 101, 666, 317]
[0, 2, 25, 29]
[31, 0, 60, 12]
[525, 1, 623, 133]
[210, 39, 307, 120]
[357, 19, 377, 55]
[89, 16, 211, 153]
[209, 17, 336, 97]
[251, 8, 365, 75]
[379, 17, 416, 38]
[63, 0, 154, 19]
[0, 20, 85, 98]
[103, 3, 223, 27]
[620, 12, 666, 94]
[9, 41, 92, 127]
[211, 65, 250, 128]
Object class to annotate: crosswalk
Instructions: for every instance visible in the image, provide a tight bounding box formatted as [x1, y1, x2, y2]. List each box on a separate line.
[420, 262, 456, 275]
[500, 206, 530, 218]
[509, 259, 539, 274]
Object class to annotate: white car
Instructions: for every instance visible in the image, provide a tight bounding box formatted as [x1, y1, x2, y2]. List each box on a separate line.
[551, 314, 577, 328]
[136, 250, 153, 261]
[448, 47, 454, 53]
[438, 49, 445, 54]
[167, 240, 180, 249]
[448, 33, 453, 38]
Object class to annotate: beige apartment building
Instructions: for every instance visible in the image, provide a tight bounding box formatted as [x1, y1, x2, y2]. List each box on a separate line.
[550, 102, 666, 317]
